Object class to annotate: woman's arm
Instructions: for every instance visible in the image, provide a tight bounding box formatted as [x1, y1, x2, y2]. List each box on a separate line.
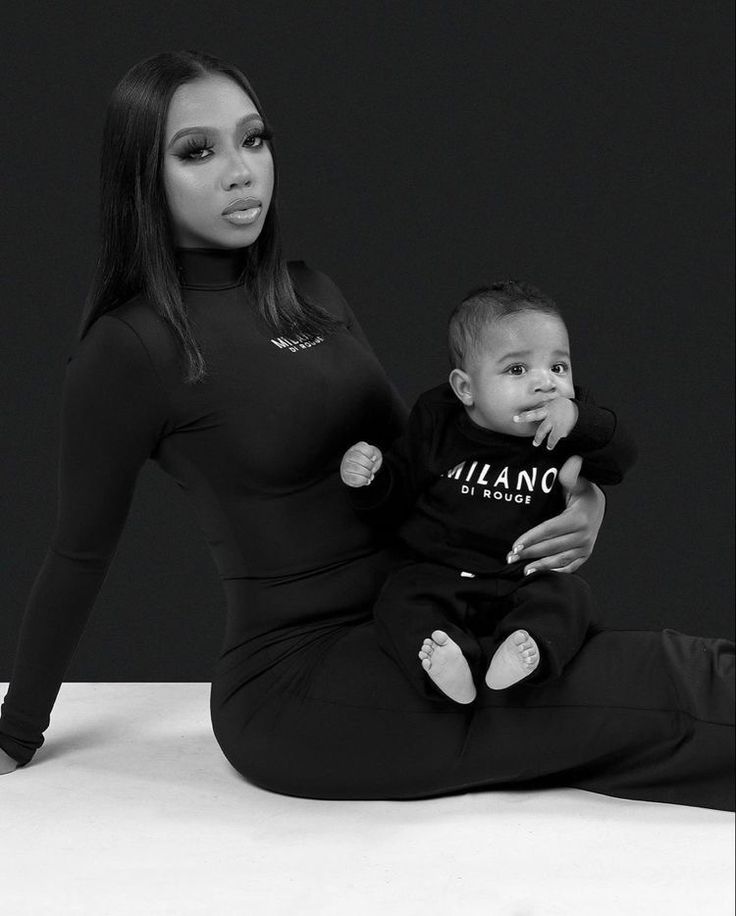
[0, 315, 170, 767]
[507, 455, 607, 575]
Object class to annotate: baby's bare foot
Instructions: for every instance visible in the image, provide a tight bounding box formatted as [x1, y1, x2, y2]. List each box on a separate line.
[418, 630, 476, 704]
[485, 629, 540, 690]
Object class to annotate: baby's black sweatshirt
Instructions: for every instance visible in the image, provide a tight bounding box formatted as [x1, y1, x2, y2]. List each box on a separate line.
[349, 382, 637, 575]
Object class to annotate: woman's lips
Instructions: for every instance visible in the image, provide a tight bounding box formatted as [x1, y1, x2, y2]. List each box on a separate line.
[222, 197, 263, 223]
[222, 196, 261, 215]
[222, 206, 262, 225]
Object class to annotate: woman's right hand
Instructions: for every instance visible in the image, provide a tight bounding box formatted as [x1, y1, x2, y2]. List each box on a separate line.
[507, 455, 605, 575]
[1, 748, 19, 774]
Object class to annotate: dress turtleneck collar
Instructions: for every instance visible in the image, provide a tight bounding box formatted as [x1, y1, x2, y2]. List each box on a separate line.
[174, 246, 250, 289]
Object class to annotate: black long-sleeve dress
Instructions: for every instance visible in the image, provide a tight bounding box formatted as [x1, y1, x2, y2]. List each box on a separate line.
[1, 247, 733, 810]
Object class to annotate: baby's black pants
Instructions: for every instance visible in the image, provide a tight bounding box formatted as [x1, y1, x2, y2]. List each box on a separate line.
[373, 558, 597, 701]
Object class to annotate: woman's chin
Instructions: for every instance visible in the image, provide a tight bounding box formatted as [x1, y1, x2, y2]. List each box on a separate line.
[175, 224, 264, 250]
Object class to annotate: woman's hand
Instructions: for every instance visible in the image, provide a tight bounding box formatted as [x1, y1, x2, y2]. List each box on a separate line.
[506, 455, 606, 575]
[0, 748, 19, 775]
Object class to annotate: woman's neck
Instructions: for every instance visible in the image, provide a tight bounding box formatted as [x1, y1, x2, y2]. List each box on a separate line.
[174, 246, 250, 290]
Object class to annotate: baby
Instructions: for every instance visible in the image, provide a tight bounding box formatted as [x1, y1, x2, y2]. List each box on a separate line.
[340, 281, 637, 704]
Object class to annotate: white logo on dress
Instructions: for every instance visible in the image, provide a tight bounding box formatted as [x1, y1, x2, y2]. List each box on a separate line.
[270, 333, 325, 352]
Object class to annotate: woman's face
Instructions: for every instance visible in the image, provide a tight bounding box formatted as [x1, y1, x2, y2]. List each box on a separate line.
[162, 75, 274, 249]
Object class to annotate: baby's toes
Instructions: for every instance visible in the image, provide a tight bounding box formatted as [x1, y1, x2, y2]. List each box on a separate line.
[521, 638, 540, 668]
[513, 633, 533, 654]
[431, 630, 450, 646]
[420, 656, 432, 672]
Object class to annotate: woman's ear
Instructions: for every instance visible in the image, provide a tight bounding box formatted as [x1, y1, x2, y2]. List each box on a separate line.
[449, 368, 473, 406]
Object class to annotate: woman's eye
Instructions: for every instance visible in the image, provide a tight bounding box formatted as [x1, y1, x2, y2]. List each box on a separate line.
[178, 139, 213, 161]
[176, 127, 270, 162]
[244, 126, 273, 148]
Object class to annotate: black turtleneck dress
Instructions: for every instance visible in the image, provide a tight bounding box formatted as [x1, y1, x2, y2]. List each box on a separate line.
[1, 249, 734, 809]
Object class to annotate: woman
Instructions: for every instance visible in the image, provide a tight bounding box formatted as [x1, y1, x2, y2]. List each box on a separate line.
[1, 51, 733, 808]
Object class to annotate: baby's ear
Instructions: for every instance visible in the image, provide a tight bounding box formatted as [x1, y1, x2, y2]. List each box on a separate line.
[449, 368, 473, 406]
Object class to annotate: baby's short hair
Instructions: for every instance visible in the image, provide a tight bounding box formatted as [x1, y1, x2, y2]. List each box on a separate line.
[448, 280, 563, 370]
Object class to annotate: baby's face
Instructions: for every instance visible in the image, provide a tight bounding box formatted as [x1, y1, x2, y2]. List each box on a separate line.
[452, 311, 575, 436]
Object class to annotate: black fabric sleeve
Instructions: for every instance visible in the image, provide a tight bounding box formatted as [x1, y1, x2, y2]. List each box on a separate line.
[347, 396, 433, 528]
[566, 387, 638, 486]
[0, 316, 171, 765]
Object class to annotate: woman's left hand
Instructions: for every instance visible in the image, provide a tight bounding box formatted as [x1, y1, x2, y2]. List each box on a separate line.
[506, 455, 606, 575]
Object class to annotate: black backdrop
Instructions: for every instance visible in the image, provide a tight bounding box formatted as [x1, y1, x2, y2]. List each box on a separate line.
[2, 1, 733, 683]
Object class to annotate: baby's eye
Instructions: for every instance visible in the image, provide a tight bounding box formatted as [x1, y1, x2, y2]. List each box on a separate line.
[551, 362, 569, 374]
[506, 365, 526, 376]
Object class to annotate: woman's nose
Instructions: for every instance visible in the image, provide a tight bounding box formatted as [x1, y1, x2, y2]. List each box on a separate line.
[222, 154, 253, 190]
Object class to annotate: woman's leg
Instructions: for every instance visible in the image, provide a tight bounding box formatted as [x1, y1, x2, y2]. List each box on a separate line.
[211, 556, 735, 810]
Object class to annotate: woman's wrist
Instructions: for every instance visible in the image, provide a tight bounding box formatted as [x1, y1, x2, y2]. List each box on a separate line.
[0, 747, 20, 773]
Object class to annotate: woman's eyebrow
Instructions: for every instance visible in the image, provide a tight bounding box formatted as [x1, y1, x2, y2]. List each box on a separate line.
[167, 112, 263, 147]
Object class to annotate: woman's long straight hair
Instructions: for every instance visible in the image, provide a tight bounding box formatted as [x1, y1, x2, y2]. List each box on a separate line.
[79, 49, 340, 384]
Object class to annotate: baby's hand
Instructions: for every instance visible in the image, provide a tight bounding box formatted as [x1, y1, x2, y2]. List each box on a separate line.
[513, 398, 579, 449]
[340, 441, 383, 487]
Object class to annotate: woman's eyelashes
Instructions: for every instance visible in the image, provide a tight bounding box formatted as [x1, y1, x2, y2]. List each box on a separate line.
[177, 135, 214, 161]
[176, 126, 273, 162]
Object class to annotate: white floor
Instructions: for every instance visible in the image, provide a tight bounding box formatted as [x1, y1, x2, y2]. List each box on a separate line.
[1, 683, 733, 916]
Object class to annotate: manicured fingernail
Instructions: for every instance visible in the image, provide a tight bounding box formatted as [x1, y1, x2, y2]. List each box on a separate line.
[525, 567, 536, 576]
